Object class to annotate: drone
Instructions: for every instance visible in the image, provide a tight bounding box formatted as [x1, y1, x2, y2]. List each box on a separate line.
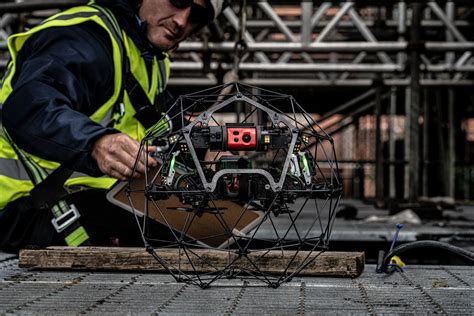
[123, 82, 343, 288]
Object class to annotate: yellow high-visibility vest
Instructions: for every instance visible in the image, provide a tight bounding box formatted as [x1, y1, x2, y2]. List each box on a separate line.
[0, 4, 170, 209]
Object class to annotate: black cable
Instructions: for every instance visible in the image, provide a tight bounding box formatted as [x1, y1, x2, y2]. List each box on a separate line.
[379, 240, 474, 273]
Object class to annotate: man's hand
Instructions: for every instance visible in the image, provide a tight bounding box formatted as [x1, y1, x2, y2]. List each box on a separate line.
[91, 133, 157, 180]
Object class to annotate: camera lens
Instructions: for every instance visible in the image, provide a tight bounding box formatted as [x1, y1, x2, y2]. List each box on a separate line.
[242, 134, 251, 143]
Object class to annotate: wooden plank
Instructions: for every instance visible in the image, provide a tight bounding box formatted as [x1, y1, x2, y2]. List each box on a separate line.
[19, 247, 364, 277]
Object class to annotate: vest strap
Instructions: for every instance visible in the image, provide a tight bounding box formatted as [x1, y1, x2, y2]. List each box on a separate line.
[5, 134, 90, 246]
[29, 166, 73, 210]
[90, 3, 166, 130]
[125, 72, 163, 129]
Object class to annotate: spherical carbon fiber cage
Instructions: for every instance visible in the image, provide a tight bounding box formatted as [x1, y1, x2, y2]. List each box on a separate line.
[127, 83, 343, 288]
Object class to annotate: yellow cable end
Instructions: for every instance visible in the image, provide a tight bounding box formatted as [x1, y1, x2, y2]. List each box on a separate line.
[390, 255, 406, 268]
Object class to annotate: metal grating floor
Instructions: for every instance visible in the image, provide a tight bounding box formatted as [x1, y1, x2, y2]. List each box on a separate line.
[0, 254, 472, 315]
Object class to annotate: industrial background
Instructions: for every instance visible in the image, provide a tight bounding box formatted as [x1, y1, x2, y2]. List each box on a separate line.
[1, 1, 473, 201]
[0, 0, 473, 314]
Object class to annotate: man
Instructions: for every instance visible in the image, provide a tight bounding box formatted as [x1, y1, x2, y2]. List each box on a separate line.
[0, 0, 227, 252]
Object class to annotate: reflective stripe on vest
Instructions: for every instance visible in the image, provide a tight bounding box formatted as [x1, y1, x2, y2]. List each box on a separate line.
[0, 5, 170, 209]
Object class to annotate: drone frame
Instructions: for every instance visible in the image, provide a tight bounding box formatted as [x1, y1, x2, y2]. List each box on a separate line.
[126, 82, 343, 288]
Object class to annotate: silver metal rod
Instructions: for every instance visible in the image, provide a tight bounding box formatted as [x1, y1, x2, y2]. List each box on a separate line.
[170, 62, 402, 72]
[428, 2, 466, 42]
[425, 42, 474, 51]
[233, 78, 375, 87]
[311, 2, 332, 30]
[374, 78, 384, 200]
[243, 19, 470, 28]
[177, 41, 408, 52]
[308, 4, 329, 80]
[1, 58, 471, 77]
[397, 1, 407, 68]
[404, 87, 411, 200]
[257, 1, 312, 64]
[447, 88, 455, 197]
[445, 1, 455, 68]
[168, 77, 218, 86]
[348, 8, 394, 65]
[389, 87, 397, 198]
[339, 52, 367, 80]
[258, 1, 298, 42]
[454, 52, 472, 68]
[425, 64, 474, 72]
[297, 1, 325, 78]
[256, 1, 314, 64]
[428, 2, 472, 67]
[223, 9, 270, 63]
[178, 41, 473, 52]
[2, 41, 472, 53]
[422, 88, 429, 197]
[408, 2, 422, 201]
[316, 2, 353, 42]
[301, 1, 313, 43]
[170, 61, 474, 73]
[182, 78, 474, 87]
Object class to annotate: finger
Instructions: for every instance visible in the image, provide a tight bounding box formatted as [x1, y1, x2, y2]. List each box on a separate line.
[146, 146, 158, 152]
[147, 154, 158, 168]
[128, 151, 153, 175]
[108, 152, 146, 177]
[132, 146, 158, 169]
[141, 152, 158, 169]
[131, 158, 148, 175]
[118, 138, 142, 161]
[112, 135, 157, 173]
[144, 146, 158, 167]
[107, 139, 143, 170]
[126, 141, 158, 170]
[111, 162, 134, 180]
[107, 166, 128, 181]
[92, 133, 143, 179]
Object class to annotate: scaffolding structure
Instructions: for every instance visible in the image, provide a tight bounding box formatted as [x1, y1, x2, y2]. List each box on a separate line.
[0, 0, 473, 201]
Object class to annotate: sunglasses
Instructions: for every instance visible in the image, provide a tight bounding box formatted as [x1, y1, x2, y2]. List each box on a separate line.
[169, 0, 213, 25]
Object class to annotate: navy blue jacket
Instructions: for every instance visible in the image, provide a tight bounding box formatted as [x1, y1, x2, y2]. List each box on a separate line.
[2, 0, 159, 176]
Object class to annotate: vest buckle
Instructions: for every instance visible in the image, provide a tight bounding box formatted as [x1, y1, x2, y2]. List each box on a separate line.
[51, 203, 81, 233]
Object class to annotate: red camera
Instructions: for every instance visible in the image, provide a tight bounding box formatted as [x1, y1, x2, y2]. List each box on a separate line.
[227, 127, 257, 150]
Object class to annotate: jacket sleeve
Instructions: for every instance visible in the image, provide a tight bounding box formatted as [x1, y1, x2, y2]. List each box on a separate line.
[2, 22, 119, 176]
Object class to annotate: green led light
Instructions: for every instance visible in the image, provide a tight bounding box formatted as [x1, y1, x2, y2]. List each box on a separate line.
[170, 154, 176, 170]
[301, 153, 309, 173]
